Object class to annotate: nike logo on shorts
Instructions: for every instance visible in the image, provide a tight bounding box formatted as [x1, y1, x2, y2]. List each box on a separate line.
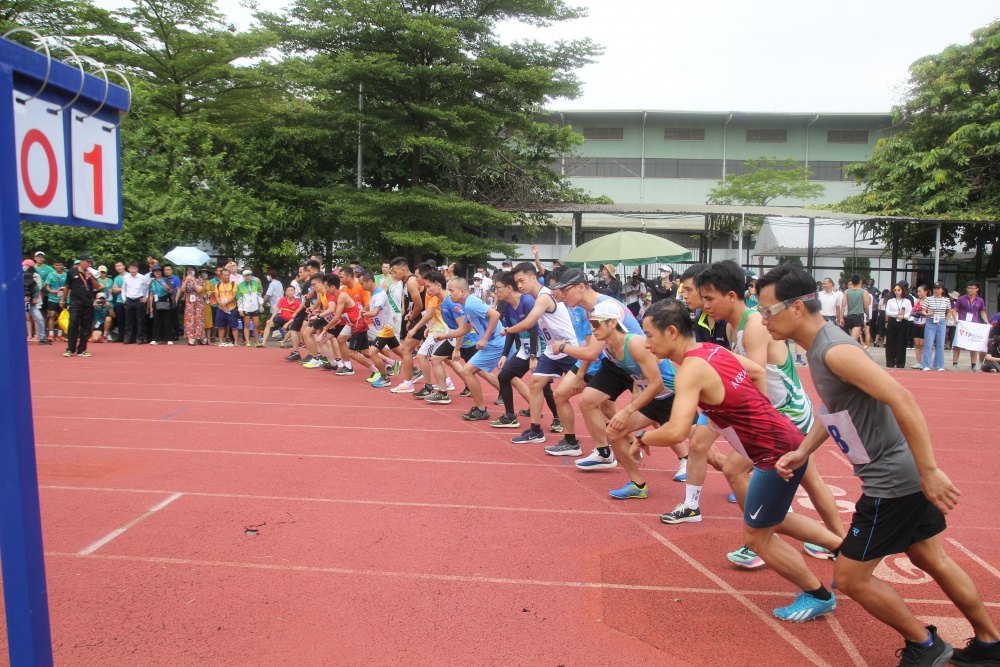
[750, 505, 764, 520]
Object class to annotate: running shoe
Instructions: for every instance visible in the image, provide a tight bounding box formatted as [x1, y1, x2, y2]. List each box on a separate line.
[425, 391, 451, 404]
[459, 388, 471, 398]
[972, 364, 981, 373]
[772, 592, 837, 622]
[804, 543, 836, 560]
[794, 358, 807, 366]
[445, 379, 456, 392]
[490, 414, 520, 429]
[727, 492, 737, 503]
[63, 351, 74, 357]
[149, 341, 159, 345]
[411, 369, 423, 381]
[413, 386, 434, 399]
[575, 450, 617, 470]
[392, 360, 402, 376]
[922, 366, 931, 371]
[550, 418, 563, 433]
[950, 635, 1000, 666]
[390, 381, 415, 394]
[78, 351, 92, 358]
[39, 338, 52, 345]
[660, 504, 702, 524]
[518, 408, 533, 418]
[367, 371, 381, 383]
[544, 439, 582, 456]
[461, 407, 490, 421]
[727, 545, 765, 569]
[673, 458, 688, 482]
[371, 377, 392, 388]
[335, 366, 355, 375]
[609, 481, 648, 500]
[511, 428, 545, 444]
[494, 397, 504, 405]
[302, 358, 324, 369]
[911, 363, 924, 369]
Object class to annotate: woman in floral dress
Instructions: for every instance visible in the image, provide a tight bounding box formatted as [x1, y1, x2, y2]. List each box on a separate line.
[181, 267, 206, 345]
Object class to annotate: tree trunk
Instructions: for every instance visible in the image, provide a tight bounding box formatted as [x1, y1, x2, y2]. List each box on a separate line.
[411, 147, 421, 187]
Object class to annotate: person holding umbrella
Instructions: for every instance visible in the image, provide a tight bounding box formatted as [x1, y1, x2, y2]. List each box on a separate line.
[181, 267, 207, 345]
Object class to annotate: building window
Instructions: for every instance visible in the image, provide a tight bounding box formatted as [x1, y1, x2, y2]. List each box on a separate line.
[746, 129, 787, 143]
[827, 130, 869, 144]
[582, 127, 624, 141]
[562, 157, 640, 177]
[664, 128, 706, 141]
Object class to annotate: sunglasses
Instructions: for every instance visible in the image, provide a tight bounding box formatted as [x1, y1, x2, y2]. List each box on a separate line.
[756, 293, 816, 319]
[588, 318, 611, 327]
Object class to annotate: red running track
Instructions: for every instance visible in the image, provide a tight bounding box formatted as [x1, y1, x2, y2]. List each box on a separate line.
[1, 343, 997, 666]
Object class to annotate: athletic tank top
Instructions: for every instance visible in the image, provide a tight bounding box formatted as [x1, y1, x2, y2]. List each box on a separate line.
[846, 288, 865, 315]
[604, 334, 675, 400]
[695, 309, 730, 347]
[807, 323, 922, 498]
[686, 343, 803, 469]
[537, 286, 579, 359]
[732, 309, 814, 434]
[340, 295, 368, 334]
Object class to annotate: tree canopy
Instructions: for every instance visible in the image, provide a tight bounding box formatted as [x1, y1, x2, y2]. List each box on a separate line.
[841, 20, 1000, 278]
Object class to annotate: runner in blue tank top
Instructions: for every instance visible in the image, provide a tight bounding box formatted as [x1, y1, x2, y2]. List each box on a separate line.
[552, 268, 690, 476]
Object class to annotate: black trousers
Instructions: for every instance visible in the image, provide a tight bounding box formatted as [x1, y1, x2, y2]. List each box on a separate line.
[152, 303, 174, 342]
[885, 319, 909, 368]
[66, 304, 93, 354]
[124, 298, 144, 343]
[497, 355, 557, 417]
[114, 302, 126, 340]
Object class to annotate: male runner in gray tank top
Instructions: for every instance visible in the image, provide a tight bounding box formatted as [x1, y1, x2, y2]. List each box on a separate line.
[757, 263, 999, 667]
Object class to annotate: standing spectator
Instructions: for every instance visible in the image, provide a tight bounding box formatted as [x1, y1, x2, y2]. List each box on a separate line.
[265, 269, 283, 315]
[471, 273, 486, 300]
[111, 261, 127, 341]
[817, 278, 842, 324]
[873, 289, 890, 347]
[623, 273, 646, 317]
[90, 293, 113, 343]
[950, 281, 989, 371]
[649, 265, 675, 302]
[96, 266, 113, 300]
[921, 282, 951, 371]
[44, 258, 67, 341]
[61, 254, 100, 357]
[236, 270, 265, 347]
[744, 277, 759, 308]
[163, 265, 182, 339]
[909, 285, 928, 369]
[180, 267, 207, 345]
[214, 268, 239, 347]
[841, 274, 871, 348]
[147, 265, 175, 345]
[595, 264, 621, 298]
[121, 262, 148, 344]
[884, 283, 912, 369]
[23, 262, 49, 344]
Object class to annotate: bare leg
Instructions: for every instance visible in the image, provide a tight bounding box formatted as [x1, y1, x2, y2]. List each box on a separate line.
[460, 363, 487, 411]
[835, 556, 930, 642]
[800, 459, 847, 538]
[723, 451, 753, 509]
[745, 524, 822, 592]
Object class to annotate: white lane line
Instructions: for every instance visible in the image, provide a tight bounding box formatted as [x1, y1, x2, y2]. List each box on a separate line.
[77, 492, 183, 556]
[946, 537, 1000, 580]
[36, 415, 479, 434]
[825, 614, 869, 667]
[31, 395, 485, 413]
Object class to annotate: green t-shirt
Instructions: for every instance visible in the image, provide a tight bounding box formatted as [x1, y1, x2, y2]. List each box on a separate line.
[112, 274, 125, 304]
[93, 305, 110, 326]
[45, 271, 66, 303]
[35, 264, 54, 286]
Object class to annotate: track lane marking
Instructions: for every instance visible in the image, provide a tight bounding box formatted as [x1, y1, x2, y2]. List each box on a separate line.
[77, 492, 183, 556]
[946, 538, 1000, 580]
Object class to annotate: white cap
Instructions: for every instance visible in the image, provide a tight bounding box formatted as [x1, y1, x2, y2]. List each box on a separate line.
[660, 264, 673, 273]
[96, 292, 107, 300]
[589, 301, 627, 332]
[473, 272, 483, 280]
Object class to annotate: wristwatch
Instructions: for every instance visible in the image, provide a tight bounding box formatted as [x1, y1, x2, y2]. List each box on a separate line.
[558, 343, 566, 353]
[635, 430, 647, 445]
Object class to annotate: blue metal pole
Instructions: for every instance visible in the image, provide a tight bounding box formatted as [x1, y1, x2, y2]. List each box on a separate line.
[0, 62, 55, 667]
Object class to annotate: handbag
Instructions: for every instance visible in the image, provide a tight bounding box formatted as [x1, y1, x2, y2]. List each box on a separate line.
[154, 299, 172, 311]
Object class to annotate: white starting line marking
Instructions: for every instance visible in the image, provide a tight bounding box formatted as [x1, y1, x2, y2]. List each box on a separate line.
[77, 492, 184, 556]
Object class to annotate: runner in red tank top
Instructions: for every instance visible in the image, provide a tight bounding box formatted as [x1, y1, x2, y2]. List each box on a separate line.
[636, 300, 842, 624]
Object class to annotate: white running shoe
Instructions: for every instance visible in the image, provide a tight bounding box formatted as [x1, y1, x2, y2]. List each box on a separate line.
[390, 381, 415, 394]
[673, 457, 688, 482]
[575, 450, 617, 471]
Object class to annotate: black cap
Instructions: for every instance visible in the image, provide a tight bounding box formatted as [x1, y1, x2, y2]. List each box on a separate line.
[78, 253, 93, 262]
[551, 267, 588, 290]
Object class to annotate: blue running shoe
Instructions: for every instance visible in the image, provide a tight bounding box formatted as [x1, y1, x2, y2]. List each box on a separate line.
[727, 545, 765, 569]
[372, 376, 391, 388]
[609, 481, 648, 500]
[804, 543, 835, 560]
[773, 592, 836, 622]
[727, 492, 737, 503]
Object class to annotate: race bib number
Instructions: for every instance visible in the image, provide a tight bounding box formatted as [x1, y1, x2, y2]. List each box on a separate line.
[188, 294, 199, 303]
[816, 405, 871, 465]
[965, 313, 974, 322]
[713, 422, 751, 462]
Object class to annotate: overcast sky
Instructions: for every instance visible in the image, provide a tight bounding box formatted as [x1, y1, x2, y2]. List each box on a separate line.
[98, 0, 999, 113]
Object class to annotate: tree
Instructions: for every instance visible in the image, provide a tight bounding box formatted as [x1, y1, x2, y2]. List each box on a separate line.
[841, 20, 1000, 278]
[0, 0, 111, 42]
[839, 257, 872, 287]
[256, 0, 601, 261]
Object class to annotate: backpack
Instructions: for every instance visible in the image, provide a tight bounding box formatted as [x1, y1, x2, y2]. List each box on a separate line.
[23, 267, 36, 299]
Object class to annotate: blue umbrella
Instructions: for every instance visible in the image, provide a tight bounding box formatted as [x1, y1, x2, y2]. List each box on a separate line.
[164, 246, 212, 266]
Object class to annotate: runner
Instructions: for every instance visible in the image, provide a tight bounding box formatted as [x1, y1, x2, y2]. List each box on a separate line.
[447, 278, 505, 419]
[551, 268, 689, 476]
[426, 290, 478, 402]
[318, 273, 369, 376]
[389, 258, 427, 393]
[696, 260, 846, 566]
[357, 270, 394, 387]
[284, 261, 321, 363]
[637, 299, 842, 623]
[587, 300, 687, 500]
[763, 263, 1000, 665]
[400, 270, 448, 398]
[502, 263, 585, 444]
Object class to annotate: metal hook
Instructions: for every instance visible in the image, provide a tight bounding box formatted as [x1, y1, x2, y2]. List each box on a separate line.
[2, 29, 51, 103]
[103, 69, 132, 130]
[66, 55, 108, 119]
[32, 37, 84, 114]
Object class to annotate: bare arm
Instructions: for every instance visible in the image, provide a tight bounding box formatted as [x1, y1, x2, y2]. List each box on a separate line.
[502, 293, 551, 335]
[406, 277, 422, 321]
[639, 361, 707, 448]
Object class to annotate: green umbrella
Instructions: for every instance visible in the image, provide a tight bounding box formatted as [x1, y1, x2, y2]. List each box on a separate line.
[559, 231, 692, 267]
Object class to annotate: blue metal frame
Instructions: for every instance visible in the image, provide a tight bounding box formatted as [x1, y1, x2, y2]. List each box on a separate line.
[0, 36, 129, 666]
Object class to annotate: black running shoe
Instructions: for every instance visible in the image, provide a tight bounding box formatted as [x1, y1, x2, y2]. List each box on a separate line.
[461, 407, 490, 421]
[490, 414, 520, 428]
[550, 418, 563, 433]
[950, 635, 1000, 667]
[518, 409, 537, 418]
[893, 626, 952, 667]
[459, 388, 471, 398]
[413, 386, 434, 399]
[285, 351, 301, 361]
